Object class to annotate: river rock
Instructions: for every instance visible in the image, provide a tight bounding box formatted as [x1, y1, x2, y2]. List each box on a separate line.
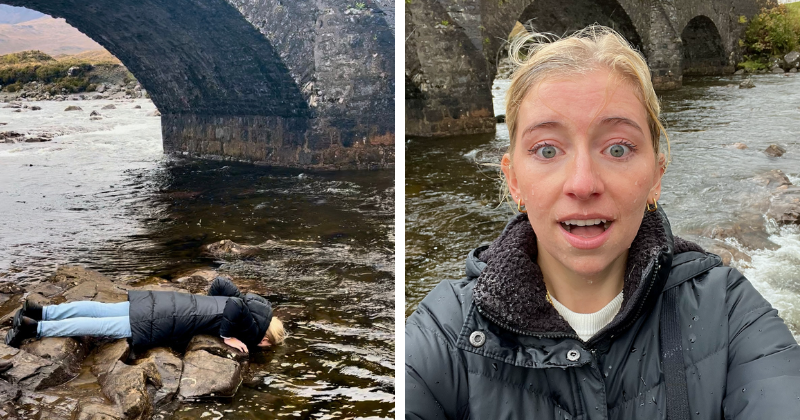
[90, 111, 100, 117]
[49, 265, 127, 303]
[185, 335, 248, 363]
[21, 337, 86, 377]
[149, 110, 160, 117]
[767, 186, 800, 225]
[75, 402, 125, 420]
[785, 50, 800, 68]
[753, 169, 793, 188]
[133, 347, 182, 407]
[133, 105, 141, 109]
[764, 144, 786, 157]
[700, 214, 779, 251]
[732, 142, 747, 149]
[64, 106, 82, 112]
[739, 78, 755, 89]
[495, 114, 506, 123]
[772, 67, 786, 74]
[707, 242, 752, 267]
[202, 239, 259, 259]
[30, 106, 41, 111]
[178, 350, 241, 400]
[0, 378, 21, 405]
[0, 282, 23, 295]
[100, 361, 151, 420]
[0, 344, 72, 391]
[102, 104, 116, 110]
[734, 69, 745, 75]
[17, 390, 79, 419]
[86, 339, 130, 381]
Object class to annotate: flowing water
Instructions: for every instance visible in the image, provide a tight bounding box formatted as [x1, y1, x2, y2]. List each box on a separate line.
[0, 98, 395, 418]
[406, 74, 800, 339]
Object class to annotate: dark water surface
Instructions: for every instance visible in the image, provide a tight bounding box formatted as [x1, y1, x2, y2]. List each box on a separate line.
[406, 74, 800, 338]
[0, 99, 395, 419]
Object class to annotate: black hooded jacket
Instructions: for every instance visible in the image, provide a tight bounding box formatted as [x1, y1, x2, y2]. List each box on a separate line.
[128, 277, 272, 351]
[405, 209, 800, 419]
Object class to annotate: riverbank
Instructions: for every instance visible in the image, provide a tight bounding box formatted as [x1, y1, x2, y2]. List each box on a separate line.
[0, 50, 143, 102]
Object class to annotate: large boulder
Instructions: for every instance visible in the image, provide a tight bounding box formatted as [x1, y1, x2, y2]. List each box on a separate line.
[785, 50, 800, 68]
[764, 144, 787, 158]
[753, 169, 793, 189]
[185, 335, 248, 363]
[0, 344, 72, 391]
[133, 347, 182, 408]
[100, 361, 151, 420]
[767, 186, 800, 225]
[16, 390, 79, 419]
[75, 403, 125, 420]
[21, 337, 87, 377]
[86, 339, 130, 381]
[202, 240, 259, 259]
[178, 350, 242, 400]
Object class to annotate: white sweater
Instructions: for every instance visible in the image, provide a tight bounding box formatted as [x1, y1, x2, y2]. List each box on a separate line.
[549, 291, 624, 342]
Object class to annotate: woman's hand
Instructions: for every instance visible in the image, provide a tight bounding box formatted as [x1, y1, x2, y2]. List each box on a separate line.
[223, 337, 249, 354]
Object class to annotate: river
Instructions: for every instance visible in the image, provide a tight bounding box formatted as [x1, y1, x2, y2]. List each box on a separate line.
[0, 98, 395, 419]
[406, 73, 800, 340]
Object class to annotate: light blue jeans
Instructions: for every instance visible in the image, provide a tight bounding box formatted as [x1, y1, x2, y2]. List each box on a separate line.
[38, 301, 132, 339]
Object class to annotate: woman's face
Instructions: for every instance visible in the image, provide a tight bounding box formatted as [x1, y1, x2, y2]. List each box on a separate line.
[502, 68, 664, 278]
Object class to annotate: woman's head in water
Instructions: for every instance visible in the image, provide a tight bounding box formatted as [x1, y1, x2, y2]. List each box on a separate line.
[500, 26, 669, 279]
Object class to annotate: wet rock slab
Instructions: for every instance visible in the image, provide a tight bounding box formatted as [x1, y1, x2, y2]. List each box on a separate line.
[185, 335, 248, 363]
[0, 344, 72, 391]
[133, 347, 182, 407]
[100, 361, 152, 420]
[768, 186, 800, 225]
[178, 350, 242, 400]
[21, 337, 87, 376]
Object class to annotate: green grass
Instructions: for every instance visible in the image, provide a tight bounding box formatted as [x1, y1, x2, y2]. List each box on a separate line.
[0, 50, 97, 93]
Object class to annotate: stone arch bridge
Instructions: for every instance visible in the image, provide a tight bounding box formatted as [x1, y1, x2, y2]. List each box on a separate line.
[406, 0, 765, 137]
[3, 0, 395, 169]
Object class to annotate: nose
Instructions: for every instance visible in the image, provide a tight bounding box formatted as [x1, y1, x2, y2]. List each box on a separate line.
[563, 148, 604, 200]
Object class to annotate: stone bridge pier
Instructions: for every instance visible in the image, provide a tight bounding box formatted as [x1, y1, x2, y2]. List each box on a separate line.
[406, 0, 764, 137]
[3, 0, 395, 169]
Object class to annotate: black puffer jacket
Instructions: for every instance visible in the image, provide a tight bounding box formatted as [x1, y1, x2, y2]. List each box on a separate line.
[405, 209, 800, 419]
[128, 277, 272, 350]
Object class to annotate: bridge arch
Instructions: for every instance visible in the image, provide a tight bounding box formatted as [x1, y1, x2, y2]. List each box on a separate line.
[681, 15, 729, 76]
[2, 0, 394, 169]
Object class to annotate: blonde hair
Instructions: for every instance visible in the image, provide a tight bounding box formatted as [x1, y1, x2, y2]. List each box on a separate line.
[265, 317, 287, 345]
[505, 25, 670, 164]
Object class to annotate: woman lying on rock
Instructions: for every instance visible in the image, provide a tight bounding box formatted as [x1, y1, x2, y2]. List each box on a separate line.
[5, 276, 286, 353]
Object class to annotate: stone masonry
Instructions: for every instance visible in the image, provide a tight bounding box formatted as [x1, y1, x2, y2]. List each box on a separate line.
[2, 0, 395, 169]
[406, 0, 767, 137]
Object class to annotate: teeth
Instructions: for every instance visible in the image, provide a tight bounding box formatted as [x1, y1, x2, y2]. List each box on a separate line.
[562, 219, 606, 226]
[560, 219, 612, 233]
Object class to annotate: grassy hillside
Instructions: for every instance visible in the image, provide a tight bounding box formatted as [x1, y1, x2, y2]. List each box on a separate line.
[739, 3, 800, 70]
[0, 50, 128, 94]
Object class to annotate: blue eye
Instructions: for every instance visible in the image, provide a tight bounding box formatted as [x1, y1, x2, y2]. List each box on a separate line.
[537, 145, 558, 159]
[607, 144, 631, 158]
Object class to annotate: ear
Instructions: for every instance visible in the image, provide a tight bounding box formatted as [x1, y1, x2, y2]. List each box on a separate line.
[649, 152, 666, 202]
[501, 153, 522, 203]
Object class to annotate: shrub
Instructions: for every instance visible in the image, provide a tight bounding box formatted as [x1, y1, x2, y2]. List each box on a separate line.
[740, 4, 800, 66]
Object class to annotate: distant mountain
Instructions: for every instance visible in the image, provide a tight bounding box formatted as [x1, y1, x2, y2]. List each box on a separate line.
[0, 15, 104, 56]
[0, 5, 45, 24]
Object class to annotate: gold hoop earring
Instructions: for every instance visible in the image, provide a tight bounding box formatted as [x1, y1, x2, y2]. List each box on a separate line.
[517, 198, 527, 214]
[646, 201, 658, 213]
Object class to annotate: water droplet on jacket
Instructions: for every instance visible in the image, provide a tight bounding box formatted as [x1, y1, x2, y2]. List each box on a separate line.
[742, 388, 746, 392]
[689, 334, 696, 343]
[492, 363, 498, 371]
[631, 347, 637, 353]
[692, 316, 698, 321]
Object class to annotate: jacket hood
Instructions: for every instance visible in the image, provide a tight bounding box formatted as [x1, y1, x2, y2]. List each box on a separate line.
[243, 293, 273, 347]
[468, 207, 704, 341]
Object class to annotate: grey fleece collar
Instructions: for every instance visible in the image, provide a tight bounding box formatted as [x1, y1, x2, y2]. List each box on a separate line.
[472, 209, 703, 338]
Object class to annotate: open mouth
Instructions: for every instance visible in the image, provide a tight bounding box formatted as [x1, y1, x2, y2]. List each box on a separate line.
[560, 219, 612, 238]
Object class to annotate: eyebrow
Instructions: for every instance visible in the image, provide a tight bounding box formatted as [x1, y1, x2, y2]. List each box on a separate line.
[600, 117, 643, 133]
[520, 117, 643, 137]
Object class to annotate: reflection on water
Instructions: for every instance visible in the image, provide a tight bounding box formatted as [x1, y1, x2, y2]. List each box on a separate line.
[0, 98, 395, 418]
[406, 74, 800, 340]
